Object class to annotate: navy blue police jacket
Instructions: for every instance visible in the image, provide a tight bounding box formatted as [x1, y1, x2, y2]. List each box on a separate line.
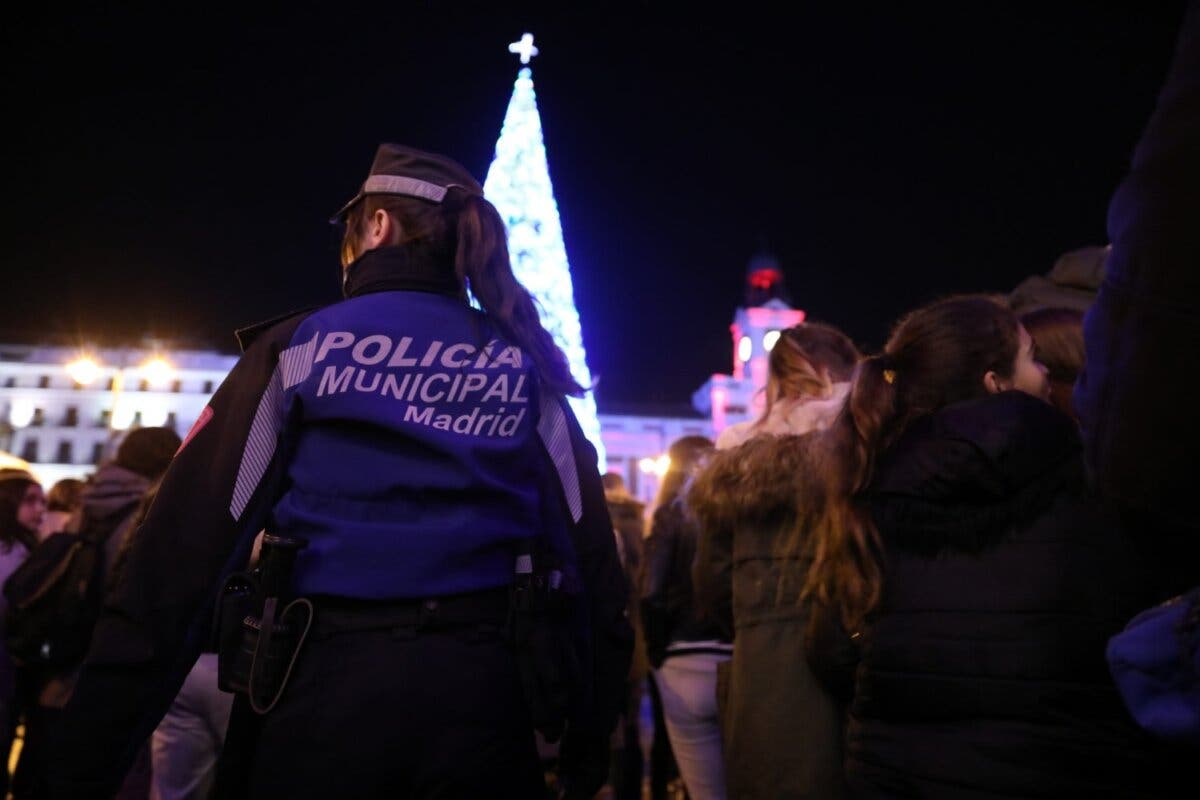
[51, 246, 633, 797]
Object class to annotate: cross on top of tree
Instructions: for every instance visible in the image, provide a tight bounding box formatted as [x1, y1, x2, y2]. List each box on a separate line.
[508, 33, 538, 65]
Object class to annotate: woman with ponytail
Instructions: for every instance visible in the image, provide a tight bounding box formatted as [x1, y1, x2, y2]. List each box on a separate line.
[55, 144, 632, 799]
[797, 294, 1180, 797]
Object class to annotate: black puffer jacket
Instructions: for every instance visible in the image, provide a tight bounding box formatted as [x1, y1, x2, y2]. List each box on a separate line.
[846, 392, 1180, 799]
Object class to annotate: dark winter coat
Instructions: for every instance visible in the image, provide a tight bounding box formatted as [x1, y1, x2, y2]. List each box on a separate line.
[1075, 1, 1200, 559]
[691, 433, 852, 800]
[36, 463, 150, 710]
[845, 391, 1180, 799]
[641, 497, 730, 668]
[605, 491, 648, 687]
[72, 463, 152, 589]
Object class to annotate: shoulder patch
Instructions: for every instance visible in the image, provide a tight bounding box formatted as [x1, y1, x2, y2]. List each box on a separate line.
[177, 405, 214, 455]
[234, 307, 320, 352]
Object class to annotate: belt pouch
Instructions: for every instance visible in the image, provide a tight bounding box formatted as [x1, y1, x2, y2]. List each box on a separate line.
[216, 571, 258, 693]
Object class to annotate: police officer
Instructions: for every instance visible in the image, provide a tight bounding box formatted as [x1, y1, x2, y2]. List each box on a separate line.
[52, 143, 632, 799]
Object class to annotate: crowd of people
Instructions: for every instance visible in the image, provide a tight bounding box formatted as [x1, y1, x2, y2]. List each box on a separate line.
[0, 3, 1195, 798]
[607, 4, 1200, 797]
[0, 426, 242, 799]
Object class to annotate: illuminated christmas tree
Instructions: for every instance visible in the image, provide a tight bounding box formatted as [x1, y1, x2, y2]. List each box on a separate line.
[484, 33, 607, 469]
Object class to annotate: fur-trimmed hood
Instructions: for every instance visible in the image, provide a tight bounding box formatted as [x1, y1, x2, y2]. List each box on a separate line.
[715, 382, 850, 451]
[689, 433, 816, 534]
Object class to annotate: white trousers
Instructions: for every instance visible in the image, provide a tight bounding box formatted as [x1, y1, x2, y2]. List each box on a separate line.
[653, 652, 730, 800]
[150, 653, 234, 800]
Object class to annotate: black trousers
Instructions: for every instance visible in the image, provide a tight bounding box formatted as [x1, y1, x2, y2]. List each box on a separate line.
[216, 595, 545, 799]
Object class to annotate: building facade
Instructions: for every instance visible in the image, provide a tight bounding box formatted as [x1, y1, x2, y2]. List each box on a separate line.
[0, 343, 239, 487]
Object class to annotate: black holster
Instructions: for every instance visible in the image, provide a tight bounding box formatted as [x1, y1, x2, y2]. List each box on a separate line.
[509, 544, 581, 744]
[216, 534, 312, 714]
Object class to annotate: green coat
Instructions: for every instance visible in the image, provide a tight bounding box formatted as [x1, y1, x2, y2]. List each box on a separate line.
[691, 433, 851, 800]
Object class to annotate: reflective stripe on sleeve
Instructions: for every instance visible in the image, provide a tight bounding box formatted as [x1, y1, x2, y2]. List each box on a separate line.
[229, 335, 315, 519]
[537, 394, 583, 524]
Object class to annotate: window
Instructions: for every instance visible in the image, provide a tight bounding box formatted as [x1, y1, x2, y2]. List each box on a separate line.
[30, 408, 45, 427]
[171, 379, 182, 393]
[63, 406, 79, 427]
[131, 411, 143, 428]
[138, 380, 150, 392]
[166, 412, 178, 431]
[20, 439, 38, 462]
[37, 375, 50, 388]
[3, 377, 14, 388]
[97, 409, 111, 428]
[91, 442, 104, 465]
[55, 441, 72, 464]
[203, 380, 214, 393]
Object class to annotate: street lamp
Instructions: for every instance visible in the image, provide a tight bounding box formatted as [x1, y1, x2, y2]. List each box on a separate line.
[63, 352, 177, 431]
[638, 454, 671, 477]
[65, 357, 102, 387]
[140, 357, 175, 389]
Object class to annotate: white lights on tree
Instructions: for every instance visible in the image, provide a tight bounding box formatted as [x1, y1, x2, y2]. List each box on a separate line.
[484, 36, 607, 469]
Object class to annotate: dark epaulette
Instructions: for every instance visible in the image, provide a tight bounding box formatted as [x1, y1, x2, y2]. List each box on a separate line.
[234, 307, 319, 353]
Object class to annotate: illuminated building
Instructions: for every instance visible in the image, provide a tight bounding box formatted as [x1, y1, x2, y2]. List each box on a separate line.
[0, 342, 238, 486]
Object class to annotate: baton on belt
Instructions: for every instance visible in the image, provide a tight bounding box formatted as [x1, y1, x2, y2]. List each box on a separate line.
[247, 534, 313, 714]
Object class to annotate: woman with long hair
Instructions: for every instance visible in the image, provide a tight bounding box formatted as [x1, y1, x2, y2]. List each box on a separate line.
[798, 294, 1177, 797]
[0, 469, 43, 797]
[690, 321, 860, 799]
[0, 470, 43, 555]
[640, 434, 725, 799]
[1020, 305, 1085, 421]
[715, 322, 861, 450]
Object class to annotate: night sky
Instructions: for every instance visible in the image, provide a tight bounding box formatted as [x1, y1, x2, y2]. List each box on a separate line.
[1, 3, 1188, 409]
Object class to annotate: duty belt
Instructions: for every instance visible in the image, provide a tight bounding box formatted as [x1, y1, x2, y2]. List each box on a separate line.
[310, 586, 511, 638]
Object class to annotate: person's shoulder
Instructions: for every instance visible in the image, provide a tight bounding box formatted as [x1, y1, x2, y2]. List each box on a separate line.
[879, 393, 1082, 501]
[606, 494, 645, 522]
[935, 391, 1078, 453]
[715, 420, 753, 450]
[234, 306, 322, 352]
